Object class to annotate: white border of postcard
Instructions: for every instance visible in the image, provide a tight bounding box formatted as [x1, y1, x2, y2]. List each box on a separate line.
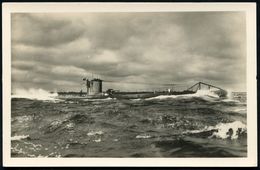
[2, 2, 257, 167]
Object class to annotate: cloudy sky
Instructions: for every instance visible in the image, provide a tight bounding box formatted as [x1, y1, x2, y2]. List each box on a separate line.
[11, 12, 246, 92]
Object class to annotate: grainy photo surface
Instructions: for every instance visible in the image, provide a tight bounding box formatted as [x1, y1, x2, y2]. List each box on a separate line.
[10, 11, 248, 158]
[3, 3, 257, 167]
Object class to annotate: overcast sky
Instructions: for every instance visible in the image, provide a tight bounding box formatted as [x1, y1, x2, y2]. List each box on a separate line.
[11, 12, 246, 92]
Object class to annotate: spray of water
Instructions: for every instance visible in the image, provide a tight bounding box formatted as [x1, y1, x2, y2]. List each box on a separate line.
[146, 89, 220, 100]
[12, 88, 58, 100]
[209, 121, 246, 139]
[185, 89, 220, 98]
[184, 121, 247, 140]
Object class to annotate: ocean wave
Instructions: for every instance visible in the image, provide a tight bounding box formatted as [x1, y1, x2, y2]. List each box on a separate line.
[131, 98, 142, 101]
[11, 141, 43, 157]
[136, 134, 152, 139]
[11, 135, 29, 141]
[184, 121, 247, 140]
[69, 113, 95, 124]
[93, 138, 102, 143]
[82, 97, 114, 101]
[210, 121, 247, 139]
[87, 131, 104, 136]
[15, 115, 32, 123]
[11, 91, 247, 157]
[43, 113, 96, 134]
[146, 90, 220, 101]
[87, 131, 104, 143]
[232, 108, 247, 113]
[65, 122, 75, 130]
[221, 98, 240, 103]
[44, 120, 64, 133]
[146, 95, 178, 100]
[224, 107, 247, 114]
[12, 88, 58, 101]
[11, 144, 27, 155]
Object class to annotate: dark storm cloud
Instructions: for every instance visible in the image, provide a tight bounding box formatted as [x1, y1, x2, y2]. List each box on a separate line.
[11, 12, 246, 92]
[12, 14, 85, 47]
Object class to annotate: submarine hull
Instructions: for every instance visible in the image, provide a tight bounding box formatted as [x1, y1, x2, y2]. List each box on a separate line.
[108, 90, 197, 99]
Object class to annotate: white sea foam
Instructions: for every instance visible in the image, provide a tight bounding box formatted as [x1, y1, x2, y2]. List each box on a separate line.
[16, 115, 32, 123]
[12, 88, 58, 101]
[93, 138, 102, 143]
[136, 134, 151, 139]
[232, 108, 247, 113]
[11, 144, 26, 154]
[226, 90, 233, 99]
[209, 121, 246, 139]
[66, 122, 74, 129]
[11, 135, 29, 141]
[23, 141, 42, 151]
[131, 98, 142, 101]
[184, 121, 246, 140]
[102, 97, 113, 100]
[146, 95, 178, 100]
[83, 97, 113, 101]
[223, 90, 245, 103]
[146, 89, 219, 100]
[222, 98, 239, 102]
[87, 131, 104, 136]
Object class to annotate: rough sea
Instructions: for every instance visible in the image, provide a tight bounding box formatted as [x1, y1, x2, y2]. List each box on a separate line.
[11, 90, 247, 157]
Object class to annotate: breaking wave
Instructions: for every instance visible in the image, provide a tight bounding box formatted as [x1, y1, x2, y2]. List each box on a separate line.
[222, 98, 239, 102]
[210, 121, 247, 139]
[11, 135, 29, 141]
[185, 121, 247, 140]
[191, 89, 220, 98]
[87, 131, 104, 136]
[146, 89, 220, 100]
[146, 95, 178, 100]
[12, 88, 58, 101]
[136, 134, 152, 139]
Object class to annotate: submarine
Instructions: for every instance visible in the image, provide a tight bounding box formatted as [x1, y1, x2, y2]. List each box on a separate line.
[106, 81, 227, 99]
[57, 78, 228, 99]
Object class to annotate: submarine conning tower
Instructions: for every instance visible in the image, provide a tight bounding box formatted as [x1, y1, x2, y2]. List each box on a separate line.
[85, 78, 103, 95]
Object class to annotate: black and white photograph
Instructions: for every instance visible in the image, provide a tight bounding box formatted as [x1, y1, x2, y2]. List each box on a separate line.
[2, 3, 257, 167]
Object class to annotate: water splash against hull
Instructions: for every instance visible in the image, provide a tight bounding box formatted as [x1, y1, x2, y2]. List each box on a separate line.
[146, 89, 221, 100]
[12, 88, 58, 101]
